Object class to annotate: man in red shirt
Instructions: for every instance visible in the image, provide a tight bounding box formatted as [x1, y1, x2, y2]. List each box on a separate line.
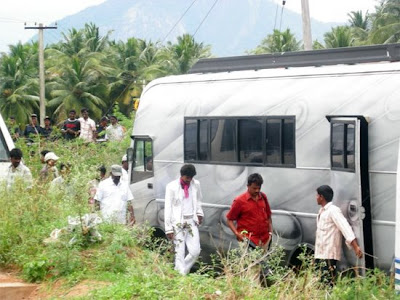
[226, 173, 273, 249]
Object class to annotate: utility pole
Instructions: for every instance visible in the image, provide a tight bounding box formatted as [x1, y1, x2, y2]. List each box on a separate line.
[25, 23, 57, 127]
[301, 0, 312, 51]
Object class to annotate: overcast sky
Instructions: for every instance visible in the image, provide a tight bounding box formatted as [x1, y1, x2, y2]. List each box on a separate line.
[271, 0, 379, 22]
[0, 0, 380, 53]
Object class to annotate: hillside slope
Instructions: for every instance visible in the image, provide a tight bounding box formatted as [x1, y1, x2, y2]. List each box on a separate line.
[49, 0, 339, 56]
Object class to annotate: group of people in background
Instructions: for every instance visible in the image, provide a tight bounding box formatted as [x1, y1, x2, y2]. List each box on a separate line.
[6, 146, 135, 228]
[6, 148, 70, 191]
[6, 108, 126, 143]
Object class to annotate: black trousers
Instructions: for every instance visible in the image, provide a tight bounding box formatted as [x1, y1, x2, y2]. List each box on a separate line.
[315, 259, 337, 286]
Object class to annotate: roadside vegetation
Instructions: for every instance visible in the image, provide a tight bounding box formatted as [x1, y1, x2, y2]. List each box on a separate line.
[0, 121, 397, 299]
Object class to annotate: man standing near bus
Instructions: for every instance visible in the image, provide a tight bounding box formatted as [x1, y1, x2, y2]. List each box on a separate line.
[164, 164, 204, 275]
[226, 173, 273, 249]
[314, 185, 363, 285]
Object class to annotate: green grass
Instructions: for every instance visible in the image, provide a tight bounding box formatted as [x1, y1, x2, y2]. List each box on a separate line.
[0, 112, 398, 299]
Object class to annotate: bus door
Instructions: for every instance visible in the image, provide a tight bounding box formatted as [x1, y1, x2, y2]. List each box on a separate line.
[128, 136, 155, 224]
[327, 116, 373, 273]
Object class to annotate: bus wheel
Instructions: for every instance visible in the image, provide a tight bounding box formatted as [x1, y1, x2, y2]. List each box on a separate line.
[288, 243, 314, 271]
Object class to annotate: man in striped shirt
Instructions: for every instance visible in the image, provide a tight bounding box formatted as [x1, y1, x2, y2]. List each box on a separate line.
[314, 185, 363, 285]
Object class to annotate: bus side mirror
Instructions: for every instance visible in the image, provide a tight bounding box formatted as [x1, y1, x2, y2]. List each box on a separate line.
[126, 148, 134, 162]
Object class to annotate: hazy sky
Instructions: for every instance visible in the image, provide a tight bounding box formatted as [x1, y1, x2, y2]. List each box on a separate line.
[0, 0, 106, 52]
[0, 0, 380, 53]
[271, 0, 379, 22]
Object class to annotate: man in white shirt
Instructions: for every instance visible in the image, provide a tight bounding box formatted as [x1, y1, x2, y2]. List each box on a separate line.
[94, 165, 135, 225]
[314, 185, 363, 285]
[6, 148, 33, 190]
[105, 115, 125, 142]
[121, 154, 129, 182]
[164, 164, 204, 275]
[78, 108, 96, 142]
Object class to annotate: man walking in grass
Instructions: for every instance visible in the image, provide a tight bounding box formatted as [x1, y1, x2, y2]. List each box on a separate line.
[164, 164, 204, 275]
[314, 185, 363, 285]
[94, 165, 135, 225]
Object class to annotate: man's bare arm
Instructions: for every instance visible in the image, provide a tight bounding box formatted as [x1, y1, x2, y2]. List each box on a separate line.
[227, 219, 244, 242]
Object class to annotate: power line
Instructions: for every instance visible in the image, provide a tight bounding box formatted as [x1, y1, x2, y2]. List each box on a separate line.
[0, 20, 24, 24]
[193, 0, 219, 38]
[0, 16, 26, 23]
[273, 3, 279, 31]
[161, 0, 198, 44]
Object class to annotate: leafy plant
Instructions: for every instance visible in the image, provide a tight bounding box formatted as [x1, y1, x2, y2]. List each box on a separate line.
[23, 259, 49, 282]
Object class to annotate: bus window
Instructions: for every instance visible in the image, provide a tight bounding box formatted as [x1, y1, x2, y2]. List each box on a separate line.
[131, 138, 153, 183]
[0, 130, 9, 162]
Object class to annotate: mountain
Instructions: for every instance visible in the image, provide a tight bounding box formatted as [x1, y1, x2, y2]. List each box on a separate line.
[48, 0, 340, 57]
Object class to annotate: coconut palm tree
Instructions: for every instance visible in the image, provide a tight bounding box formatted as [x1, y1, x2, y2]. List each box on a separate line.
[136, 40, 170, 80]
[312, 40, 325, 50]
[348, 10, 370, 44]
[166, 34, 212, 74]
[348, 10, 370, 30]
[369, 0, 400, 44]
[45, 24, 117, 121]
[107, 38, 142, 114]
[57, 28, 85, 56]
[0, 42, 39, 123]
[324, 26, 355, 48]
[45, 49, 112, 121]
[0, 79, 39, 123]
[108, 38, 168, 115]
[83, 23, 112, 53]
[251, 29, 301, 54]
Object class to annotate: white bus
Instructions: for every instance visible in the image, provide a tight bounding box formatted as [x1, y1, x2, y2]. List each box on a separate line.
[127, 43, 400, 273]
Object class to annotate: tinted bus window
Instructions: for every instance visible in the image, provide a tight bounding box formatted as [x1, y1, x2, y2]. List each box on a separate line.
[184, 119, 197, 161]
[239, 119, 263, 163]
[210, 119, 237, 162]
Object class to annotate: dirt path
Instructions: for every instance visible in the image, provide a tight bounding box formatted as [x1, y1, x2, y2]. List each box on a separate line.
[0, 271, 37, 300]
[0, 271, 109, 299]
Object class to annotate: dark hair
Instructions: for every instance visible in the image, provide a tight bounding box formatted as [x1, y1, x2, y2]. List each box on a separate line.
[247, 173, 263, 186]
[317, 185, 334, 202]
[100, 116, 108, 122]
[180, 164, 196, 178]
[109, 115, 118, 121]
[98, 165, 107, 175]
[10, 148, 23, 159]
[10, 116, 15, 120]
[81, 108, 88, 113]
[60, 163, 71, 172]
[69, 109, 76, 114]
[40, 150, 50, 157]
